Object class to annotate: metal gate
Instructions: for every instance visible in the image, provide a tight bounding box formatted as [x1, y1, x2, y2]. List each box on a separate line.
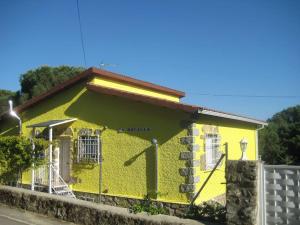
[261, 164, 300, 224]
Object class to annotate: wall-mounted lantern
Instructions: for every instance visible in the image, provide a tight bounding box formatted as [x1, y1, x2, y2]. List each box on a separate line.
[240, 138, 248, 160]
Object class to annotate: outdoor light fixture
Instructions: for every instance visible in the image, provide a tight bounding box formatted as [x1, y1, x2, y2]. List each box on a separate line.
[240, 138, 248, 160]
[8, 100, 22, 135]
[152, 138, 158, 146]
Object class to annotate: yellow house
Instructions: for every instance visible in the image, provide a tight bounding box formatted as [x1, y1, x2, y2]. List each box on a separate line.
[0, 67, 266, 213]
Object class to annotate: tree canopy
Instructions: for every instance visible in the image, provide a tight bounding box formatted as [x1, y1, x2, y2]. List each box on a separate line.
[259, 105, 300, 165]
[0, 66, 84, 114]
[19, 65, 84, 103]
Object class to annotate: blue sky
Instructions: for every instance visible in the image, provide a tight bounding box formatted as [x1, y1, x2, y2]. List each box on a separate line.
[0, 0, 299, 120]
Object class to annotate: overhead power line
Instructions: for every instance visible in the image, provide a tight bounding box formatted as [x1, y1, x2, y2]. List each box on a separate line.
[76, 0, 87, 67]
[187, 92, 300, 99]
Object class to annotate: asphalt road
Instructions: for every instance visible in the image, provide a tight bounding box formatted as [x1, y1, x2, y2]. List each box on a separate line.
[0, 204, 76, 225]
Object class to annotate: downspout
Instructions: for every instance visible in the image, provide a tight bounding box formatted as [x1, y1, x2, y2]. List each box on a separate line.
[256, 125, 265, 160]
[98, 135, 102, 203]
[98, 126, 107, 203]
[8, 100, 22, 186]
[152, 138, 158, 196]
[8, 100, 22, 135]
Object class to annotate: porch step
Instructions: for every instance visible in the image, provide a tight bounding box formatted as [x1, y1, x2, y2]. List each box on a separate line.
[53, 185, 68, 189]
[55, 190, 72, 194]
[47, 164, 76, 198]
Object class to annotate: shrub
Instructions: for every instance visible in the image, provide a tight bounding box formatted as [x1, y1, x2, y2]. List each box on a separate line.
[129, 194, 166, 215]
[186, 201, 226, 223]
[0, 136, 48, 184]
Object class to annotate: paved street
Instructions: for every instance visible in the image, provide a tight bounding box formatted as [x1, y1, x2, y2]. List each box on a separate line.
[0, 204, 76, 225]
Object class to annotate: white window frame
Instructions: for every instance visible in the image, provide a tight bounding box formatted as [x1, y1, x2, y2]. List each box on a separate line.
[205, 133, 221, 170]
[77, 135, 100, 163]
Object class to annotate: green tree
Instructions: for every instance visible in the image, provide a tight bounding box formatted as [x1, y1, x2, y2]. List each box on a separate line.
[259, 105, 300, 165]
[19, 65, 84, 103]
[0, 136, 48, 185]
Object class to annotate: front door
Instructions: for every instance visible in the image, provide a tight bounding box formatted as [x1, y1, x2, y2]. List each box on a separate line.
[59, 138, 71, 182]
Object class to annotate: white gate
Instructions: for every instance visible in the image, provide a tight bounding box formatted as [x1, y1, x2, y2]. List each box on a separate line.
[261, 164, 300, 224]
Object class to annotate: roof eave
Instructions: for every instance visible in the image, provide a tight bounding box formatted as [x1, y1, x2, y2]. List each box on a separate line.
[89, 67, 186, 98]
[86, 83, 197, 113]
[197, 109, 268, 126]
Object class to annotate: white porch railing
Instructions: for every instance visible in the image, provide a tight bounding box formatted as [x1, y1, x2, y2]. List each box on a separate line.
[34, 165, 48, 186]
[33, 164, 75, 198]
[50, 164, 76, 198]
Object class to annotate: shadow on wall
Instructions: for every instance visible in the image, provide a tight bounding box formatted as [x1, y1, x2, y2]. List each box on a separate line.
[64, 89, 188, 143]
[64, 89, 189, 196]
[21, 83, 86, 123]
[0, 116, 19, 136]
[124, 146, 156, 195]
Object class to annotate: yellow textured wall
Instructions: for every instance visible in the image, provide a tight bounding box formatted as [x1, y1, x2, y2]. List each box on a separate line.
[194, 117, 257, 204]
[0, 80, 259, 205]
[91, 77, 180, 102]
[0, 82, 190, 204]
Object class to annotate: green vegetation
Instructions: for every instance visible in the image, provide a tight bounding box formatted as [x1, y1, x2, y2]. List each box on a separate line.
[186, 201, 226, 223]
[259, 105, 300, 165]
[0, 136, 48, 185]
[129, 195, 166, 215]
[18, 65, 84, 103]
[0, 65, 84, 114]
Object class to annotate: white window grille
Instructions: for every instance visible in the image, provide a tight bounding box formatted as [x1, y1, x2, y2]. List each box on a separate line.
[205, 134, 221, 170]
[77, 135, 100, 163]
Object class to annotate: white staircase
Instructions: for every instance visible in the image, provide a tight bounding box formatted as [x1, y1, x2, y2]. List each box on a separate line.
[51, 164, 76, 198]
[34, 164, 75, 198]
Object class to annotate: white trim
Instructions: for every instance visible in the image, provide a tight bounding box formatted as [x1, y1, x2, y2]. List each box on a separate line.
[198, 109, 267, 126]
[48, 127, 53, 194]
[26, 118, 77, 128]
[49, 118, 77, 127]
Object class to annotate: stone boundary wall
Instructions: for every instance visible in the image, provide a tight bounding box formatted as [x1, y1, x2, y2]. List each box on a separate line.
[74, 191, 189, 218]
[22, 184, 190, 217]
[226, 160, 259, 225]
[0, 185, 202, 225]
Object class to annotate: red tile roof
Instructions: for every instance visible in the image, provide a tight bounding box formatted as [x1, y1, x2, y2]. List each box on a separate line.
[1, 67, 266, 125]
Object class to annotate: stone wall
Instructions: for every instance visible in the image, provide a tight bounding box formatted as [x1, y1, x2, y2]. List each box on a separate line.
[22, 184, 190, 217]
[74, 191, 189, 217]
[226, 160, 259, 225]
[0, 185, 204, 225]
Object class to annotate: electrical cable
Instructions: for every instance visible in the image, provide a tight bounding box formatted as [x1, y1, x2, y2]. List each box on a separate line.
[76, 0, 87, 67]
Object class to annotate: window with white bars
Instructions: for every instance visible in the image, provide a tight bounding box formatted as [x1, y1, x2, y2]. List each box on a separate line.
[77, 135, 100, 163]
[205, 134, 221, 170]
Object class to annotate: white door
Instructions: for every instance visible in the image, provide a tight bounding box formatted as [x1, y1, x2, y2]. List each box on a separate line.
[59, 138, 71, 182]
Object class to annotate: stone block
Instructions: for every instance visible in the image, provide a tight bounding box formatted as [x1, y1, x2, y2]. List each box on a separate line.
[179, 152, 195, 160]
[187, 175, 200, 184]
[179, 167, 196, 176]
[180, 184, 195, 193]
[186, 160, 200, 167]
[187, 125, 200, 136]
[187, 144, 200, 152]
[180, 136, 195, 145]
